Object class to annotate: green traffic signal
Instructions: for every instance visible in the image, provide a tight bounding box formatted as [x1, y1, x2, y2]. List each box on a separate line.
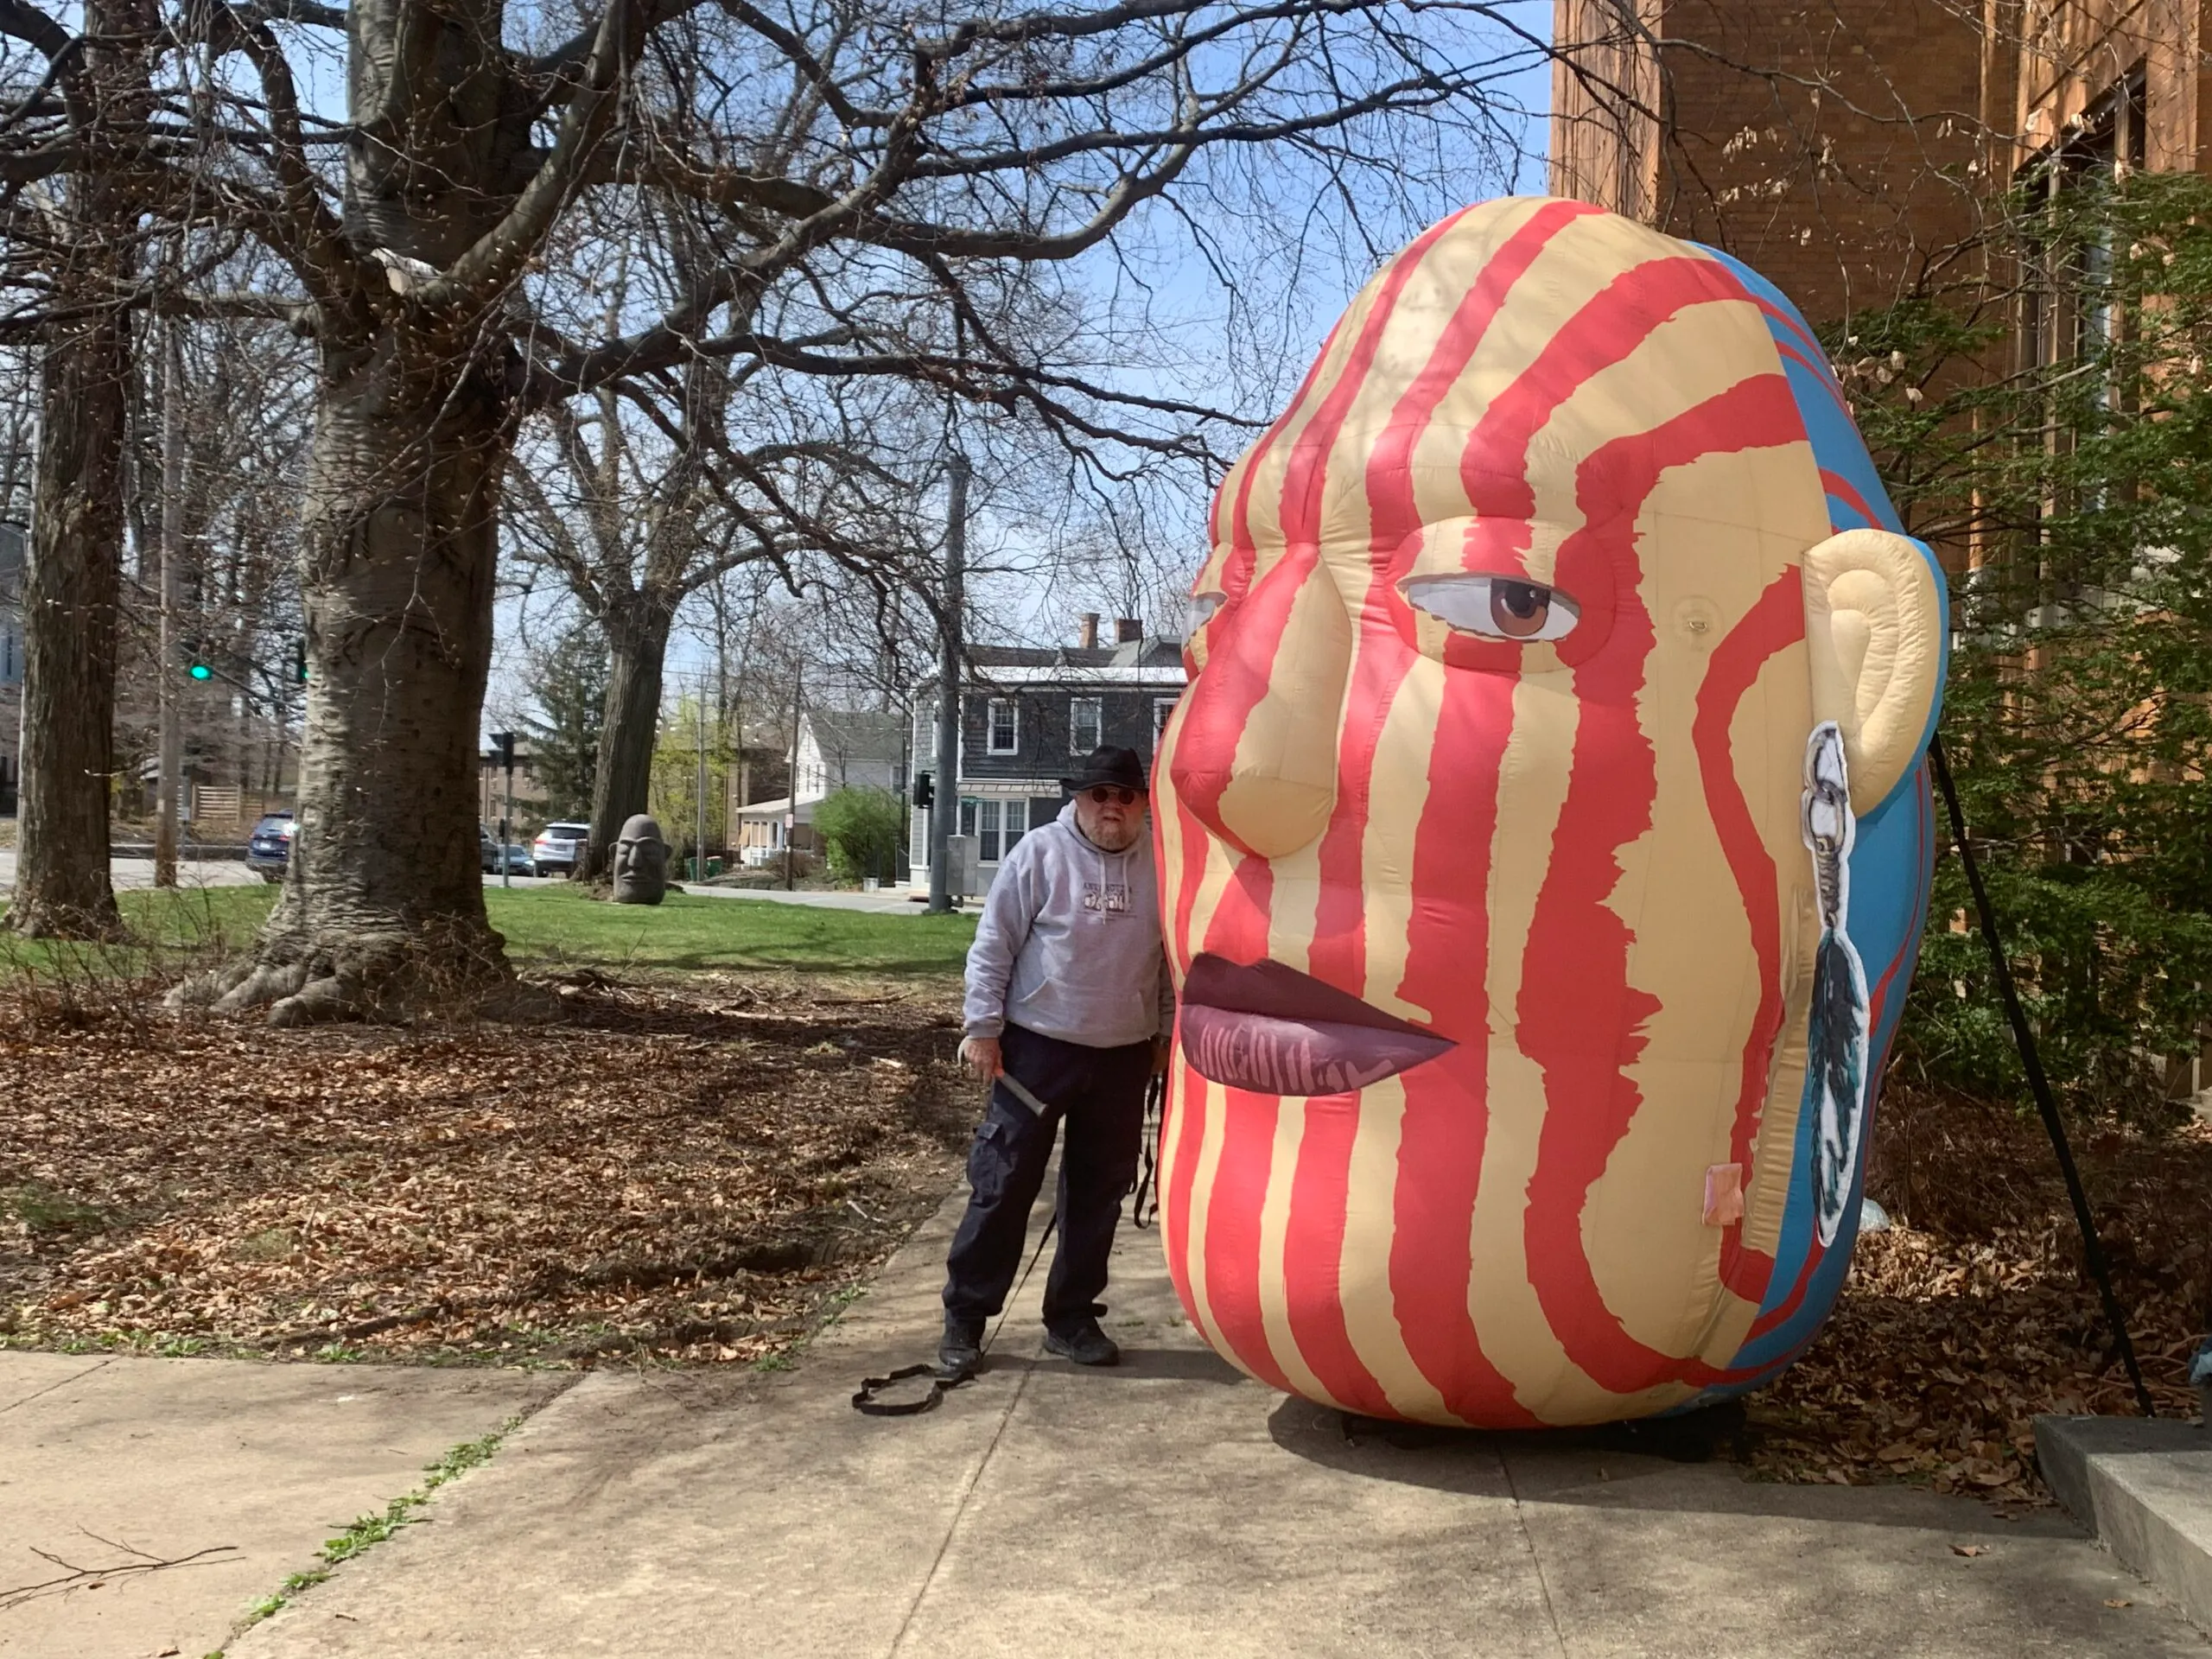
[188, 661, 212, 681]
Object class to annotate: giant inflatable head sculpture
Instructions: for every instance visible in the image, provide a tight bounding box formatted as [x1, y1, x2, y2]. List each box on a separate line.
[1154, 198, 1948, 1427]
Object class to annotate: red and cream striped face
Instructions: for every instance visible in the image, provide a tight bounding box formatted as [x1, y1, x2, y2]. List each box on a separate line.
[1154, 198, 1843, 1427]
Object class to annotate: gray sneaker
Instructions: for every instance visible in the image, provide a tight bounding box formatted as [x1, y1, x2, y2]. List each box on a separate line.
[1044, 1319, 1121, 1367]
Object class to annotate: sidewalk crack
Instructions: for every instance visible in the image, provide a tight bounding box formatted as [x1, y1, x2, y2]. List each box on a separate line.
[1498, 1446, 1570, 1656]
[0, 1358, 110, 1415]
[885, 1211, 1055, 1657]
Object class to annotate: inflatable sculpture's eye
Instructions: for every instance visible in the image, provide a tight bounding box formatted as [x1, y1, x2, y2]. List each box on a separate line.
[1188, 591, 1227, 630]
[1402, 573, 1580, 643]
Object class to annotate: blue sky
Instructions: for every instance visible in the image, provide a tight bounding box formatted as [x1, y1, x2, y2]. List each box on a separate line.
[490, 3, 1559, 728]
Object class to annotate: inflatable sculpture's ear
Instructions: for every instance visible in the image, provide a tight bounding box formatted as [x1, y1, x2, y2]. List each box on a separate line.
[1802, 528, 1946, 812]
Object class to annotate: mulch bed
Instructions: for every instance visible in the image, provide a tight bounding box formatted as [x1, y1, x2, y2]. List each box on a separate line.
[0, 973, 974, 1369]
[1745, 1088, 2212, 1503]
[3, 975, 2206, 1506]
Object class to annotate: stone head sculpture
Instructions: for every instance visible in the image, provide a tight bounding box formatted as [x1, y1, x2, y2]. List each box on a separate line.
[1153, 198, 1948, 1427]
[612, 814, 670, 906]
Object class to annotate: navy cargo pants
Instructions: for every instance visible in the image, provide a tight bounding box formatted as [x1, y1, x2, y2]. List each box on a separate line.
[942, 1022, 1152, 1335]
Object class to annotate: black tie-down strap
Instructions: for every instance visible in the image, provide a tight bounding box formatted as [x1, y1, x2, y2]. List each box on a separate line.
[851, 1363, 964, 1416]
[853, 1071, 1064, 1418]
[851, 1211, 1058, 1418]
[1929, 735, 2156, 1419]
[1129, 1074, 1166, 1230]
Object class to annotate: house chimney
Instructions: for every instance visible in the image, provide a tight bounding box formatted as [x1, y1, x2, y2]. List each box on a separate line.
[1115, 618, 1142, 644]
[1078, 613, 1099, 650]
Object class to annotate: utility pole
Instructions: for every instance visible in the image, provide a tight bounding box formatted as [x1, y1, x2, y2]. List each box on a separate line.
[153, 321, 183, 888]
[927, 451, 968, 914]
[784, 664, 803, 892]
[487, 732, 516, 888]
[695, 678, 709, 883]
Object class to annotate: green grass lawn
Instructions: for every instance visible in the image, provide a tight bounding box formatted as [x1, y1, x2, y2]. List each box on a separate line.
[4, 883, 977, 980]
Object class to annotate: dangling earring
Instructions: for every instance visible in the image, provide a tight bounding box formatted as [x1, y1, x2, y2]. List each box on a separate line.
[1802, 721, 1870, 1248]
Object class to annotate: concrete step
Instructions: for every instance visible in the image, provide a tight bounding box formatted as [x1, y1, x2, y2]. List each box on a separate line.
[2036, 1414, 2212, 1634]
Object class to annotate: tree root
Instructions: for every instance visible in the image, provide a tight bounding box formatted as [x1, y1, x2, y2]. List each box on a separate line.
[165, 921, 554, 1027]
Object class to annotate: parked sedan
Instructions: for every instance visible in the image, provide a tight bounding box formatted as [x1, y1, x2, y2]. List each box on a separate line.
[480, 827, 532, 874]
[246, 811, 296, 882]
[483, 841, 533, 876]
[531, 821, 590, 878]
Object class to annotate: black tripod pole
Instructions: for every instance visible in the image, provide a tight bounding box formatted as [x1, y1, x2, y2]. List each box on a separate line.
[1928, 734, 2156, 1418]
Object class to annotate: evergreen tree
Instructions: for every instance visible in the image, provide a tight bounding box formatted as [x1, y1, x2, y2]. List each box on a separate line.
[520, 629, 607, 823]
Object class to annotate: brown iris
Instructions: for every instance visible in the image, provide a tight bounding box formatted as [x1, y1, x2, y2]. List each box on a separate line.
[1488, 579, 1554, 639]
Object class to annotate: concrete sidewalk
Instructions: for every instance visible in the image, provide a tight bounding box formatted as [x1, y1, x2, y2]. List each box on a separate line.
[226, 1191, 2209, 1657]
[0, 1352, 561, 1658]
[2038, 1414, 2212, 1634]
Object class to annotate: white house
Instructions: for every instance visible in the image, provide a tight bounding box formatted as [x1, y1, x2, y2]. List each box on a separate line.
[736, 708, 906, 857]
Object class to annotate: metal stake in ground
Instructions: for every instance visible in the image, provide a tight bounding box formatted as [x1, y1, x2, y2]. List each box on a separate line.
[1928, 734, 2157, 1418]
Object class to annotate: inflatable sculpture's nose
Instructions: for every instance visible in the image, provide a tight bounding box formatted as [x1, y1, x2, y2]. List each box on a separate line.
[1170, 552, 1351, 859]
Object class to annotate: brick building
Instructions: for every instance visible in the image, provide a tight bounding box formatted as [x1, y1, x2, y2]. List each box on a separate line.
[1994, 1, 2202, 178]
[1550, 0, 1988, 326]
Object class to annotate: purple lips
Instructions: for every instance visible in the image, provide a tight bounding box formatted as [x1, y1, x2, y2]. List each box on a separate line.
[1179, 954, 1454, 1096]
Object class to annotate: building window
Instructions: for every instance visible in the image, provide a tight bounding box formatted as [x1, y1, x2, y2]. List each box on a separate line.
[957, 797, 1030, 863]
[987, 697, 1019, 754]
[1069, 696, 1103, 753]
[1153, 696, 1178, 747]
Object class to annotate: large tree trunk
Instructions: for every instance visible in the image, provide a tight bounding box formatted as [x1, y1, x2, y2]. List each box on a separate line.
[180, 337, 521, 1023]
[166, 0, 566, 1020]
[8, 307, 127, 939]
[581, 597, 672, 882]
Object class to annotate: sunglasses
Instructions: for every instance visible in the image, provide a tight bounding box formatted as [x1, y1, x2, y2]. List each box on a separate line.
[1082, 785, 1142, 806]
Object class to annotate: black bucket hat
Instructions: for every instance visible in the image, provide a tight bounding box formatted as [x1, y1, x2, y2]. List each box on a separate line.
[1062, 745, 1148, 795]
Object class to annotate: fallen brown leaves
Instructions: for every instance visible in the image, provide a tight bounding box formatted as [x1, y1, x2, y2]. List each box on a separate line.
[6, 977, 2206, 1510]
[1744, 1088, 2212, 1503]
[0, 973, 974, 1370]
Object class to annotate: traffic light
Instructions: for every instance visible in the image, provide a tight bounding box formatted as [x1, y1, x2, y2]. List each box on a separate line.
[912, 771, 934, 808]
[292, 640, 308, 684]
[184, 639, 212, 681]
[490, 732, 516, 772]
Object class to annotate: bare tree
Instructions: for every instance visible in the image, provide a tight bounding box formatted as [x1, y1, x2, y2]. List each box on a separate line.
[0, 0, 162, 936]
[113, 302, 313, 811]
[0, 0, 1555, 1016]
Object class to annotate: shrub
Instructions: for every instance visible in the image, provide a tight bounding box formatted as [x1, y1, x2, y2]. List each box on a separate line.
[811, 787, 906, 885]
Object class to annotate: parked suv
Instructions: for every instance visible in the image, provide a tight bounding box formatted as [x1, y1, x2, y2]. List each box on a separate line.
[246, 812, 296, 882]
[531, 821, 589, 878]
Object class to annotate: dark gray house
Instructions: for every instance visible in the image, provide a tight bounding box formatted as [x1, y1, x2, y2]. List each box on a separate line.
[906, 616, 1185, 889]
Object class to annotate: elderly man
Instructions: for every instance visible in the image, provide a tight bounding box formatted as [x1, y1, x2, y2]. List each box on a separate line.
[939, 745, 1173, 1379]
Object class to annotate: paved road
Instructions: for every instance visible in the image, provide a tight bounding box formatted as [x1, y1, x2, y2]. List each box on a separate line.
[0, 848, 265, 893]
[0, 849, 938, 914]
[223, 1191, 2208, 1658]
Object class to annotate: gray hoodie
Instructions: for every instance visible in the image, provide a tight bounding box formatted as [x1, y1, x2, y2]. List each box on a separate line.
[961, 802, 1173, 1048]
